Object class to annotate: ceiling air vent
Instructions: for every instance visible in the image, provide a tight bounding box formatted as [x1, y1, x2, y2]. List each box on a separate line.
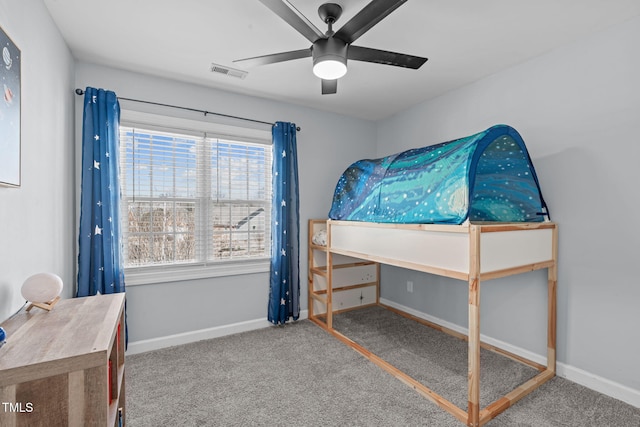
[210, 63, 248, 80]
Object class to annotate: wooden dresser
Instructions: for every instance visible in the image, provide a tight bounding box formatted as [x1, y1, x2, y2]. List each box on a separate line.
[0, 293, 126, 427]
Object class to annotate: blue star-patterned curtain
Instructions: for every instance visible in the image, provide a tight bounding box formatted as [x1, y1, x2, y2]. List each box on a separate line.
[77, 87, 126, 298]
[268, 122, 300, 324]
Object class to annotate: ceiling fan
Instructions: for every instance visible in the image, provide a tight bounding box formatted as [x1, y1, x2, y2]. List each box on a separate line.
[234, 0, 428, 95]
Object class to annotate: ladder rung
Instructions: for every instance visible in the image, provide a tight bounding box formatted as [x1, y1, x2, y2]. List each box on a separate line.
[311, 261, 376, 275]
[336, 261, 377, 268]
[310, 292, 327, 303]
[334, 282, 377, 292]
[310, 267, 328, 277]
[313, 282, 377, 295]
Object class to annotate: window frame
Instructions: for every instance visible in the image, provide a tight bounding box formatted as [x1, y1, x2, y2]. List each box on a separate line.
[119, 110, 273, 286]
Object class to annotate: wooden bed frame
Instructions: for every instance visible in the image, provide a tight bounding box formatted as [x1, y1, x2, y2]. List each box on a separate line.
[308, 219, 558, 427]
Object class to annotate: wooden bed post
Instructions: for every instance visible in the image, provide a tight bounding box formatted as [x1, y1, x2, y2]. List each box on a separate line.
[326, 221, 334, 329]
[548, 225, 558, 373]
[468, 224, 481, 427]
[376, 262, 381, 305]
[308, 219, 314, 323]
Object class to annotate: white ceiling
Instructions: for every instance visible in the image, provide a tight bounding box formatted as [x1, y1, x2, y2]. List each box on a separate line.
[44, 0, 640, 121]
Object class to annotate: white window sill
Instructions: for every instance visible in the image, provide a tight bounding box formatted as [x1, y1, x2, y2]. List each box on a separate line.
[124, 258, 270, 286]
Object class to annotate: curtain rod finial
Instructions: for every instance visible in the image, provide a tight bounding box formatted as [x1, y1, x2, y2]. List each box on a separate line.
[75, 88, 84, 95]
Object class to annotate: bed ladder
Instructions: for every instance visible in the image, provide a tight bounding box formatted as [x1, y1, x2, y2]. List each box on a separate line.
[308, 219, 380, 329]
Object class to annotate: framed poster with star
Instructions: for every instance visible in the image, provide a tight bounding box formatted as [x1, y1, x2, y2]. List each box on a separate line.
[0, 25, 21, 187]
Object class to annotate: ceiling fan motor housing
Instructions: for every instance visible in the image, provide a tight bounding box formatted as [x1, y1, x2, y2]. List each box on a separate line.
[312, 37, 348, 79]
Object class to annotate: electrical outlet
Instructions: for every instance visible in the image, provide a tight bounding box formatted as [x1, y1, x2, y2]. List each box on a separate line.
[407, 281, 413, 293]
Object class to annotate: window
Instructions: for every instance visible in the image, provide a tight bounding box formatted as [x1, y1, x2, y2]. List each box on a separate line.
[118, 112, 272, 284]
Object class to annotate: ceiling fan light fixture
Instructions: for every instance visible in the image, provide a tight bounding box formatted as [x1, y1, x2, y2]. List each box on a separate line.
[312, 37, 348, 80]
[313, 58, 347, 80]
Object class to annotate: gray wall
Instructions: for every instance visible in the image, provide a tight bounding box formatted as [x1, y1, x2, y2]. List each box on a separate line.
[0, 0, 76, 321]
[377, 16, 640, 392]
[75, 62, 377, 343]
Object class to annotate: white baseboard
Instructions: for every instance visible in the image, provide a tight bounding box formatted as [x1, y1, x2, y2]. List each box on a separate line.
[556, 363, 640, 408]
[126, 309, 308, 355]
[379, 298, 640, 408]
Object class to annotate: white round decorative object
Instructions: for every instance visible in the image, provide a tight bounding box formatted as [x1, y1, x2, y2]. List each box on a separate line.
[21, 273, 63, 303]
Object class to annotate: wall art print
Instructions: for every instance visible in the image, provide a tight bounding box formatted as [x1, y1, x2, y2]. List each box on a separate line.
[0, 25, 20, 187]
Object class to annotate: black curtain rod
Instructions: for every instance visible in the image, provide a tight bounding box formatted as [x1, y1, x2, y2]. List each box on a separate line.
[74, 88, 300, 131]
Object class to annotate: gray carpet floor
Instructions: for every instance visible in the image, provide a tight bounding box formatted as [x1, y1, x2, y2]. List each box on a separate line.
[126, 306, 640, 426]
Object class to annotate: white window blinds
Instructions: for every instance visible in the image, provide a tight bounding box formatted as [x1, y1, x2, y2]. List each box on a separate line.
[119, 125, 272, 268]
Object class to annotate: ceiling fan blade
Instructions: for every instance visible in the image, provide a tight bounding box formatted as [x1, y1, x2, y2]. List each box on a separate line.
[334, 0, 407, 44]
[234, 48, 311, 68]
[348, 45, 427, 69]
[321, 79, 337, 95]
[259, 0, 325, 43]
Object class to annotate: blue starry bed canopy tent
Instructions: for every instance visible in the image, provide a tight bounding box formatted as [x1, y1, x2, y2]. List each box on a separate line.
[328, 124, 549, 225]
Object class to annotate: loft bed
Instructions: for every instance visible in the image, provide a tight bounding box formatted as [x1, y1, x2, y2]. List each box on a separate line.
[309, 220, 557, 426]
[307, 125, 558, 427]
